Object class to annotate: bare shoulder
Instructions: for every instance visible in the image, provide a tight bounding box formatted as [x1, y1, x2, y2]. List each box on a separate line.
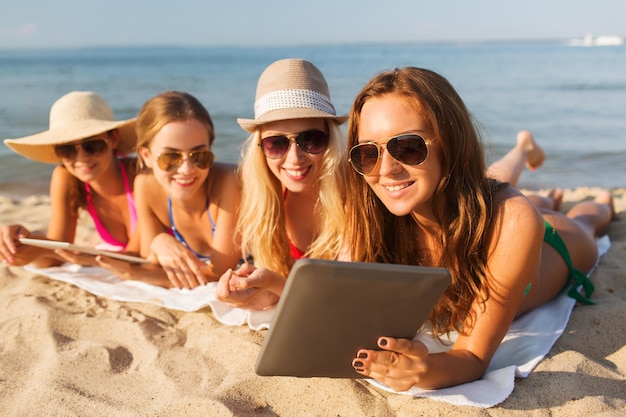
[134, 171, 157, 189]
[208, 162, 241, 189]
[134, 172, 164, 202]
[50, 165, 76, 195]
[493, 187, 545, 241]
[51, 165, 72, 182]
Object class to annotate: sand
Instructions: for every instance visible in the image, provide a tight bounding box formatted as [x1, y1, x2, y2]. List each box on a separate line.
[0, 187, 625, 416]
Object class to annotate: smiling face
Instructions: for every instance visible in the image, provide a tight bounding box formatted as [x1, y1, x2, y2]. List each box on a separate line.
[139, 118, 211, 201]
[356, 94, 443, 217]
[58, 132, 118, 183]
[260, 118, 328, 194]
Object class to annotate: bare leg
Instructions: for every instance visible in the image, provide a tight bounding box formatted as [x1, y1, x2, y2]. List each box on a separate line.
[548, 190, 615, 275]
[566, 190, 616, 238]
[487, 130, 546, 187]
[526, 188, 563, 211]
[518, 190, 615, 315]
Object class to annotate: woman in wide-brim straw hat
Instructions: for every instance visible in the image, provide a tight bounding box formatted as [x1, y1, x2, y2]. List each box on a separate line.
[0, 91, 141, 267]
[216, 58, 349, 310]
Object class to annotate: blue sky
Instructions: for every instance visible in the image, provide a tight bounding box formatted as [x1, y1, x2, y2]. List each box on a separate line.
[1, 0, 625, 49]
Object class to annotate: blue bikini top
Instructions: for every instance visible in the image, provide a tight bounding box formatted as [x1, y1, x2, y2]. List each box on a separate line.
[167, 197, 216, 262]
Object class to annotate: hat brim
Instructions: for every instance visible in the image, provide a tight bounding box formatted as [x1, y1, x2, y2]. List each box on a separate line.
[4, 118, 137, 164]
[237, 108, 347, 133]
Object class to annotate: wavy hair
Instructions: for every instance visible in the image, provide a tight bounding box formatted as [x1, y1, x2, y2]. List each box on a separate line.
[237, 121, 348, 277]
[346, 67, 504, 336]
[135, 91, 214, 171]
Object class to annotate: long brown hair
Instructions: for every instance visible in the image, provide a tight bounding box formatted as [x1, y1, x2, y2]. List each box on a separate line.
[346, 67, 504, 336]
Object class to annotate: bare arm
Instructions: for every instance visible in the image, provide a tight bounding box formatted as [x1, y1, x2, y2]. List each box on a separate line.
[134, 172, 209, 288]
[353, 191, 546, 390]
[201, 163, 243, 279]
[1, 167, 81, 267]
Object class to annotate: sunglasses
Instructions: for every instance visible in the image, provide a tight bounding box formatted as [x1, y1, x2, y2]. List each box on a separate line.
[54, 138, 109, 159]
[259, 129, 329, 159]
[349, 134, 431, 175]
[156, 149, 215, 172]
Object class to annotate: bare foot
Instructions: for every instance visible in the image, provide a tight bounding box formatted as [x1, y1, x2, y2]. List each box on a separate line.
[547, 188, 564, 211]
[517, 130, 545, 171]
[594, 190, 619, 220]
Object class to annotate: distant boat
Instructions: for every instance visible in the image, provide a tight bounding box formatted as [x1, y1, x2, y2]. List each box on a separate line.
[569, 34, 625, 46]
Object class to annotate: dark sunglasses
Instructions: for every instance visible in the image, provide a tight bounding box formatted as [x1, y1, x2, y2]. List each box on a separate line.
[54, 138, 109, 159]
[349, 134, 431, 175]
[156, 149, 215, 172]
[259, 129, 329, 159]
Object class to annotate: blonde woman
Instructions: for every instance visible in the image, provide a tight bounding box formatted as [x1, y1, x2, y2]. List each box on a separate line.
[216, 58, 348, 310]
[128, 91, 242, 289]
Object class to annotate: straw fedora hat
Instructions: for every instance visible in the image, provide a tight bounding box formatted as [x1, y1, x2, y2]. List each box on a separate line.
[237, 58, 347, 132]
[4, 91, 137, 164]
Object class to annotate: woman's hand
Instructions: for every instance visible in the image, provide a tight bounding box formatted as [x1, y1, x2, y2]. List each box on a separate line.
[149, 233, 208, 289]
[216, 263, 281, 310]
[352, 337, 429, 392]
[95, 255, 173, 287]
[0, 224, 31, 264]
[55, 249, 100, 267]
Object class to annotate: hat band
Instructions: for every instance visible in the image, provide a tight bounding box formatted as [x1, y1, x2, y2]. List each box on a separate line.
[254, 89, 336, 119]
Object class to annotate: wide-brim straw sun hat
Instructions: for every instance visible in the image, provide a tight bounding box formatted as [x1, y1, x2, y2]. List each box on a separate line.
[4, 91, 137, 164]
[237, 58, 347, 132]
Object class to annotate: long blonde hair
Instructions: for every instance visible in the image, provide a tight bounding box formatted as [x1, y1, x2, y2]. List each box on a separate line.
[238, 121, 348, 277]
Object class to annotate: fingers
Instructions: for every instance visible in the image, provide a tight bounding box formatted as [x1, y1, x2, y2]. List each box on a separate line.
[0, 225, 29, 263]
[162, 256, 207, 289]
[55, 249, 98, 266]
[352, 337, 428, 392]
[235, 262, 256, 275]
[216, 268, 233, 300]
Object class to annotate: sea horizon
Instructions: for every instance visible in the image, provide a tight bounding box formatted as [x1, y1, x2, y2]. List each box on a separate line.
[1, 41, 625, 198]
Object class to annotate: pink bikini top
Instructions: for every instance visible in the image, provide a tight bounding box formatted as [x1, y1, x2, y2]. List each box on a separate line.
[84, 161, 137, 251]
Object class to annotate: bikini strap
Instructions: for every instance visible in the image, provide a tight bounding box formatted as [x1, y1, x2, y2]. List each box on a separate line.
[119, 160, 138, 232]
[544, 222, 595, 305]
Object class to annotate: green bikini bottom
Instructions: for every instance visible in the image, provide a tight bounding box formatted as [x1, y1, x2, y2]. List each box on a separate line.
[524, 222, 595, 304]
[541, 221, 595, 305]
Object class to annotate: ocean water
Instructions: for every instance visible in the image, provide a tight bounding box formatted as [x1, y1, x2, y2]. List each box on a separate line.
[1, 42, 625, 198]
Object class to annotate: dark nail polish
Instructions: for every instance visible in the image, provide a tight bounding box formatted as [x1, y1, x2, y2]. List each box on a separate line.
[358, 352, 367, 359]
[353, 361, 363, 367]
[379, 338, 388, 346]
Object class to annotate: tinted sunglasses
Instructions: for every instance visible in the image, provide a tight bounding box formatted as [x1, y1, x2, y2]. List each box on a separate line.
[156, 149, 215, 171]
[54, 138, 109, 159]
[259, 129, 329, 159]
[349, 134, 431, 175]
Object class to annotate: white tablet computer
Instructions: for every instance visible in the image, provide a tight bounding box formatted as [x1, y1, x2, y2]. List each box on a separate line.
[254, 258, 451, 379]
[19, 237, 150, 264]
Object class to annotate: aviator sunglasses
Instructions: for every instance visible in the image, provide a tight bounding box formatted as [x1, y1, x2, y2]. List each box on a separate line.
[156, 149, 215, 172]
[259, 129, 329, 159]
[349, 134, 431, 175]
[54, 138, 109, 159]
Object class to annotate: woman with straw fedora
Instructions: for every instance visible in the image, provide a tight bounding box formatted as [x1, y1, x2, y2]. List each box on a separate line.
[1, 91, 140, 267]
[216, 58, 349, 310]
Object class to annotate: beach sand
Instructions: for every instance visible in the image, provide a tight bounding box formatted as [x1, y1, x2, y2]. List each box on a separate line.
[0, 187, 625, 416]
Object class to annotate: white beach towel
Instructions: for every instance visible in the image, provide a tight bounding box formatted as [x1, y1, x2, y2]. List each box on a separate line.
[23, 235, 610, 408]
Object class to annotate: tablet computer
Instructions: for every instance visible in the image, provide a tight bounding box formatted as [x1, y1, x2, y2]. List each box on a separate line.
[18, 237, 150, 264]
[254, 258, 451, 378]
